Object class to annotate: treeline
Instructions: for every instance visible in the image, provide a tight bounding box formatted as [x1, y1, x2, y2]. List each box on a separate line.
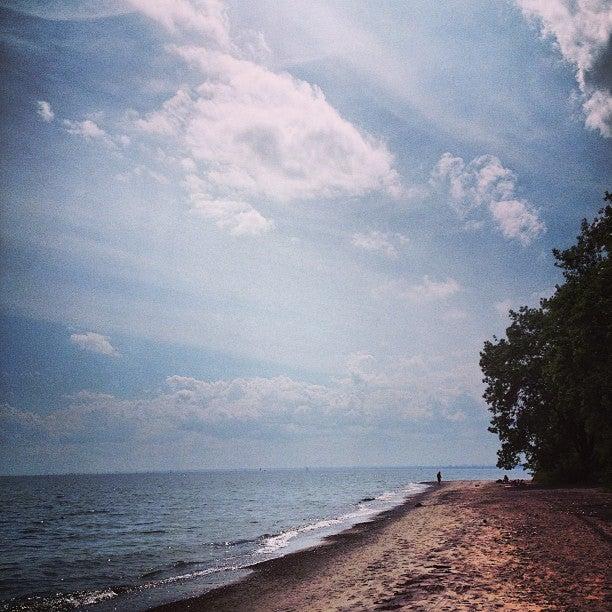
[480, 194, 611, 484]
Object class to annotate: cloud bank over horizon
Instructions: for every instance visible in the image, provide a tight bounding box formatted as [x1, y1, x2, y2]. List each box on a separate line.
[1, 350, 487, 472]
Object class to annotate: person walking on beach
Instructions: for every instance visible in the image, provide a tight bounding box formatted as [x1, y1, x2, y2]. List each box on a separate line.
[436, 471, 442, 485]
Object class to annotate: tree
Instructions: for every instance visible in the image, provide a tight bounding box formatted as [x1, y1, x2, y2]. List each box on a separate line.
[480, 196, 611, 483]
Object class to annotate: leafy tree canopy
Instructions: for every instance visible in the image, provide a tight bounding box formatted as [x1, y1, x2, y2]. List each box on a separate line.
[480, 194, 611, 484]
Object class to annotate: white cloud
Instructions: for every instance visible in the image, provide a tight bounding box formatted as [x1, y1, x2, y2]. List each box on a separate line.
[431, 152, 545, 245]
[184, 173, 273, 236]
[191, 196, 274, 236]
[36, 100, 54, 122]
[463, 220, 486, 232]
[431, 153, 517, 215]
[383, 276, 461, 302]
[489, 199, 546, 245]
[70, 332, 119, 357]
[516, 0, 612, 137]
[127, 0, 232, 50]
[63, 119, 108, 140]
[124, 1, 403, 236]
[582, 88, 612, 137]
[136, 46, 403, 202]
[351, 231, 407, 258]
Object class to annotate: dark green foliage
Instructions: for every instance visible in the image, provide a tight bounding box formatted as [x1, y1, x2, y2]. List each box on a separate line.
[480, 196, 611, 484]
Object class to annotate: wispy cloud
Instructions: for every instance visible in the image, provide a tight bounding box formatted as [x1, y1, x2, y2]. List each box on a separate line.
[183, 173, 273, 236]
[381, 276, 461, 302]
[351, 231, 408, 259]
[127, 0, 232, 50]
[70, 332, 119, 357]
[63, 119, 106, 139]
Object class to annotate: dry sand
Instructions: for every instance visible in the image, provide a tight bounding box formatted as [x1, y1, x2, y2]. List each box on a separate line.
[155, 481, 611, 611]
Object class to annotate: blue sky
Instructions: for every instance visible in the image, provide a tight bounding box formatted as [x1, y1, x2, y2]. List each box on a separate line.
[1, 0, 610, 474]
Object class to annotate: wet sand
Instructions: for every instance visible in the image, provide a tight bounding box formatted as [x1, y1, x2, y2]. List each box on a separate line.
[153, 480, 611, 611]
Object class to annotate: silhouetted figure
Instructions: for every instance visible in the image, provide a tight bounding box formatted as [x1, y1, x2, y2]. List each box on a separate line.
[436, 471, 442, 484]
[503, 475, 509, 483]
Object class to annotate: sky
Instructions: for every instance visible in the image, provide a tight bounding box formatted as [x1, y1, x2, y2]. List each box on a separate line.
[0, 0, 610, 475]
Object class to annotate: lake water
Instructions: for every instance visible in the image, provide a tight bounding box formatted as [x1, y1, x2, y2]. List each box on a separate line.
[0, 466, 525, 610]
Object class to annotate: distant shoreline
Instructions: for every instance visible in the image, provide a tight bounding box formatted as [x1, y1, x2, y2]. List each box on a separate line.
[0, 465, 514, 478]
[152, 481, 611, 611]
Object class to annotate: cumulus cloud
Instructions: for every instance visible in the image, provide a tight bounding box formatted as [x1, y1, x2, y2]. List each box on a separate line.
[516, 0, 612, 137]
[138, 47, 402, 200]
[55, 0, 403, 237]
[70, 332, 119, 357]
[64, 118, 134, 149]
[36, 100, 54, 122]
[431, 152, 545, 245]
[489, 199, 545, 245]
[431, 153, 516, 215]
[125, 0, 402, 235]
[351, 231, 408, 258]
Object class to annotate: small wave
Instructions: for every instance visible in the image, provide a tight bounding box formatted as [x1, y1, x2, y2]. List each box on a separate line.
[4, 565, 247, 611]
[142, 564, 245, 589]
[65, 588, 118, 606]
[2, 588, 121, 612]
[210, 537, 257, 549]
[140, 559, 202, 579]
[173, 559, 200, 569]
[61, 509, 112, 518]
[258, 482, 429, 555]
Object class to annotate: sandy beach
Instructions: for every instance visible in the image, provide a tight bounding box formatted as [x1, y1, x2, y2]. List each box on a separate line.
[154, 480, 611, 611]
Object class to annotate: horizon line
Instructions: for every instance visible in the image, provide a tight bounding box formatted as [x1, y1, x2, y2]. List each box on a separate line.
[0, 464, 523, 478]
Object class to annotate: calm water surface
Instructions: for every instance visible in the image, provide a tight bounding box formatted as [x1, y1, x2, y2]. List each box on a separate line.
[0, 466, 525, 610]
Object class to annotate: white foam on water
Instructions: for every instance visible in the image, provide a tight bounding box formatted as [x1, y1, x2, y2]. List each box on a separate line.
[150, 564, 244, 587]
[79, 589, 118, 605]
[257, 482, 429, 555]
[33, 588, 119, 610]
[18, 565, 247, 610]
